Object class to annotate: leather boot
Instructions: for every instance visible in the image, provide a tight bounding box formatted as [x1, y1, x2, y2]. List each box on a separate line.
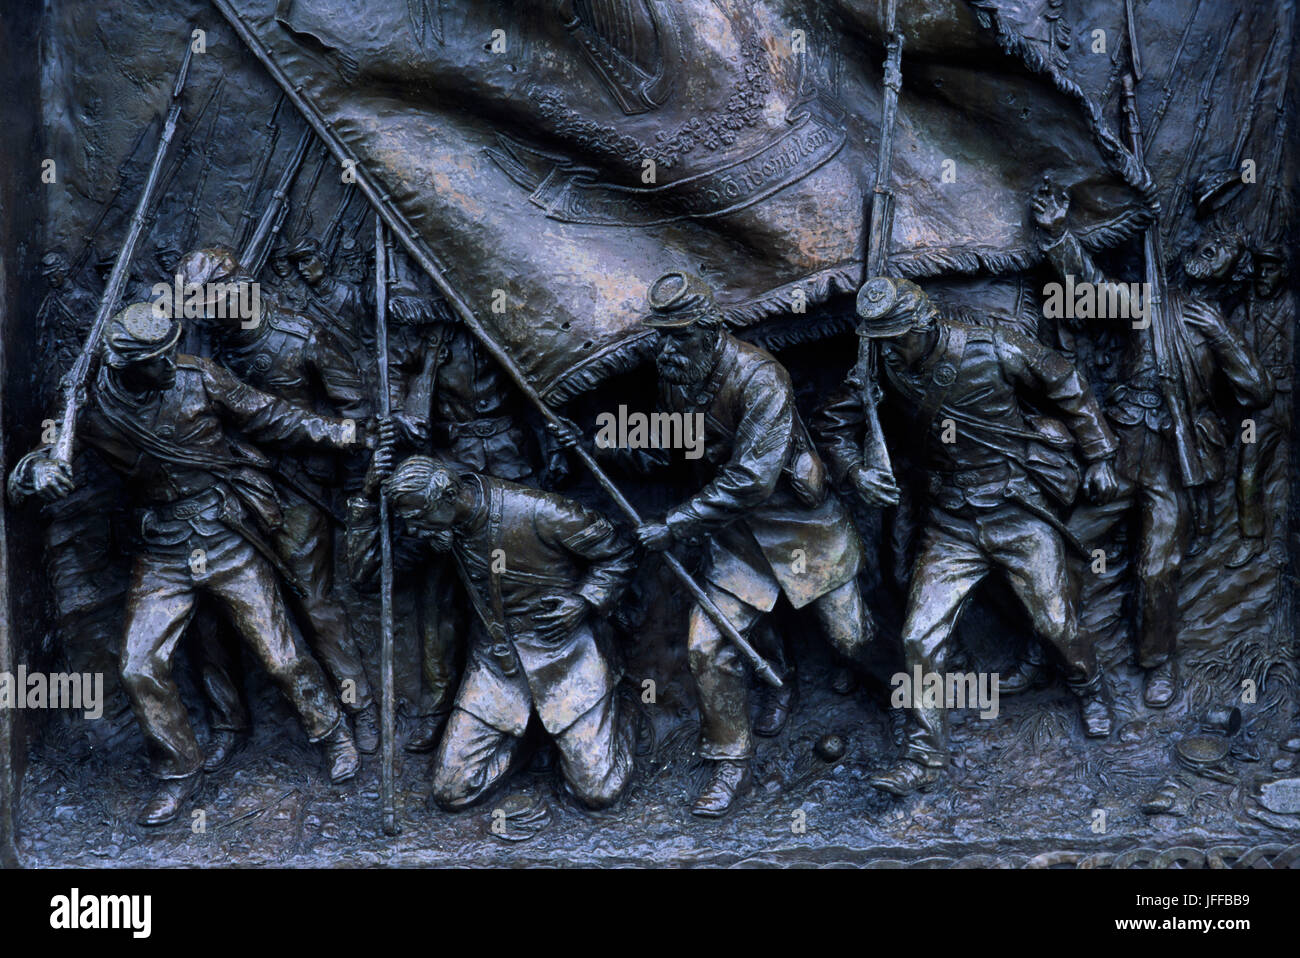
[868, 759, 942, 796]
[351, 704, 380, 755]
[1077, 689, 1113, 738]
[323, 721, 360, 783]
[998, 658, 1047, 696]
[754, 678, 797, 737]
[203, 729, 248, 773]
[138, 774, 201, 827]
[691, 760, 751, 818]
[1143, 659, 1178, 709]
[405, 712, 445, 753]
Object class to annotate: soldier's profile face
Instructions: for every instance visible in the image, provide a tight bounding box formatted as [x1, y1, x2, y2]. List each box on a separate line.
[394, 490, 456, 537]
[1256, 260, 1285, 298]
[128, 351, 177, 390]
[297, 257, 325, 284]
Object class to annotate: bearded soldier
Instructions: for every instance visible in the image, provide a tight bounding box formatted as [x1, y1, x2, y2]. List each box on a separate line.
[593, 271, 874, 817]
[348, 456, 635, 809]
[1032, 189, 1274, 707]
[8, 304, 366, 825]
[817, 277, 1120, 795]
[174, 246, 381, 756]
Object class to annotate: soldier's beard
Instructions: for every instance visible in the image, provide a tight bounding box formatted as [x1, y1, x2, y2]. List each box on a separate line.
[657, 339, 715, 384]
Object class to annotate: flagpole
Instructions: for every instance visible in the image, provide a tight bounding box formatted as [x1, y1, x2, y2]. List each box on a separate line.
[212, 0, 782, 688]
[374, 217, 399, 837]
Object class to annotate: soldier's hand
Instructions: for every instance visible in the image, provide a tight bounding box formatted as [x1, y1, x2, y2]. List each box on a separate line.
[1031, 178, 1070, 239]
[534, 593, 587, 642]
[634, 521, 674, 552]
[850, 464, 901, 507]
[31, 458, 74, 501]
[545, 415, 583, 452]
[1084, 460, 1119, 504]
[392, 412, 430, 445]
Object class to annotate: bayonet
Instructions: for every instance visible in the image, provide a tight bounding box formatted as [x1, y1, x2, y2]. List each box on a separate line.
[237, 91, 287, 250]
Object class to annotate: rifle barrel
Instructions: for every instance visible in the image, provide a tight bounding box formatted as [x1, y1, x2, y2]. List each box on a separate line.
[54, 39, 195, 465]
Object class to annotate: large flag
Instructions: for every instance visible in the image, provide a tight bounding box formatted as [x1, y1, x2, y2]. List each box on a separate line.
[219, 0, 1153, 401]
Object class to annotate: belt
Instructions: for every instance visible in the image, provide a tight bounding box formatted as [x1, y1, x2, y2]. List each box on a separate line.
[436, 415, 515, 442]
[1115, 385, 1164, 409]
[148, 487, 223, 521]
[934, 461, 1011, 489]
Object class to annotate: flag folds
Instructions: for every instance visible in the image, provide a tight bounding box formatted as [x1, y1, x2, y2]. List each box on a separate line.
[225, 0, 1153, 400]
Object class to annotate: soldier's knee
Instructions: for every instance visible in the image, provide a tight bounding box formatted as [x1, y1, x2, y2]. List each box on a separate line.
[686, 614, 729, 665]
[430, 768, 477, 811]
[120, 648, 166, 688]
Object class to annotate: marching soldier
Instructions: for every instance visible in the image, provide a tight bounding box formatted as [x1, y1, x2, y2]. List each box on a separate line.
[30, 250, 130, 730]
[348, 455, 636, 810]
[595, 271, 874, 817]
[173, 246, 382, 756]
[1033, 189, 1274, 707]
[816, 277, 1120, 795]
[9, 303, 366, 825]
[288, 237, 368, 352]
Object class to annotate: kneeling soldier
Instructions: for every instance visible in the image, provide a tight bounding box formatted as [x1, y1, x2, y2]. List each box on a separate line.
[348, 456, 636, 810]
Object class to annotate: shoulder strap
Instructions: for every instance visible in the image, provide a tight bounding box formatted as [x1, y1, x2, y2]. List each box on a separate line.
[916, 322, 968, 439]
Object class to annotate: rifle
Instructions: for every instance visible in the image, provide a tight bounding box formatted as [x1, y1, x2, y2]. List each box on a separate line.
[322, 184, 357, 266]
[239, 128, 312, 277]
[237, 92, 287, 251]
[1121, 9, 1205, 489]
[66, 119, 156, 280]
[1229, 32, 1280, 175]
[141, 70, 226, 239]
[372, 219, 399, 837]
[53, 38, 195, 466]
[290, 143, 329, 239]
[181, 76, 226, 250]
[214, 0, 783, 688]
[1165, 13, 1239, 230]
[853, 0, 901, 504]
[1143, 0, 1203, 145]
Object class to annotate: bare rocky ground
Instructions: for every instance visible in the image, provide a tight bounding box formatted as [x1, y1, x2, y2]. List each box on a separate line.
[15, 638, 1300, 868]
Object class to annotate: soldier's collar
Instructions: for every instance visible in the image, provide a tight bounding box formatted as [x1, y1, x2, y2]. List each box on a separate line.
[453, 473, 489, 536]
[913, 321, 949, 374]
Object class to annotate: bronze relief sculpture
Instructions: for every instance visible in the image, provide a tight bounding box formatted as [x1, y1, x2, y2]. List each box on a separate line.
[0, 0, 1296, 875]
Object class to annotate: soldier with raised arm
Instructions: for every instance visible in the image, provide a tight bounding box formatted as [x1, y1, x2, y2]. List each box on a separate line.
[175, 246, 382, 758]
[8, 304, 367, 825]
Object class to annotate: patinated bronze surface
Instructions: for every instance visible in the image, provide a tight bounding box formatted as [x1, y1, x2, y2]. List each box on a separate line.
[0, 0, 1296, 868]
